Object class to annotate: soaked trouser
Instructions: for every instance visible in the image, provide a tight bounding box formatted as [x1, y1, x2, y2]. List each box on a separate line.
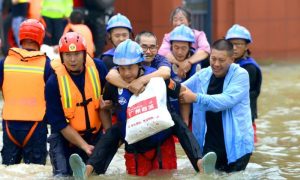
[1, 121, 47, 165]
[125, 137, 177, 176]
[220, 153, 251, 173]
[203, 146, 252, 173]
[87, 124, 121, 174]
[170, 112, 202, 171]
[87, 112, 202, 174]
[85, 13, 106, 57]
[48, 131, 102, 176]
[42, 16, 67, 46]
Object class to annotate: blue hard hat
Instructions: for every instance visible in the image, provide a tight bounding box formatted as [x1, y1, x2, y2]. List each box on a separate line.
[106, 13, 132, 32]
[170, 24, 195, 43]
[225, 24, 252, 43]
[113, 39, 144, 66]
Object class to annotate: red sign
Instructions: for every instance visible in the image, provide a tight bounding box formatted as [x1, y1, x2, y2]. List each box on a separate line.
[127, 97, 158, 118]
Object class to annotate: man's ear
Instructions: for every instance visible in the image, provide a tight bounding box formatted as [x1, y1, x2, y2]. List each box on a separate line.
[107, 33, 111, 40]
[229, 56, 235, 63]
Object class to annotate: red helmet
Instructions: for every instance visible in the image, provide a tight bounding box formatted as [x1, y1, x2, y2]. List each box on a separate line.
[19, 19, 45, 46]
[59, 32, 87, 53]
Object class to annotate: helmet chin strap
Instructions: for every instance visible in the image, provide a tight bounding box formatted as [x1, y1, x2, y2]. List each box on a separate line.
[69, 70, 81, 73]
[64, 64, 85, 75]
[67, 68, 84, 75]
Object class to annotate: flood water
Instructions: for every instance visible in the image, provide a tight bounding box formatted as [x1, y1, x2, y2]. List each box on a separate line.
[0, 63, 299, 179]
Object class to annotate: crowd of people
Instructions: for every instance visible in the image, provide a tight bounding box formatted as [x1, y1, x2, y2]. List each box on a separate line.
[0, 1, 262, 179]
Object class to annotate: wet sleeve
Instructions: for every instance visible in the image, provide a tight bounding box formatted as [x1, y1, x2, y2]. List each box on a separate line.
[151, 54, 171, 69]
[45, 74, 68, 133]
[101, 55, 116, 71]
[102, 82, 118, 104]
[44, 57, 54, 82]
[165, 79, 181, 98]
[94, 58, 108, 91]
[242, 64, 258, 93]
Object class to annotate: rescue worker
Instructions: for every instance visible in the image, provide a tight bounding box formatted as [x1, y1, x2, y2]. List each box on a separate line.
[168, 25, 205, 126]
[225, 24, 262, 143]
[0, 19, 51, 165]
[100, 13, 134, 124]
[69, 39, 217, 179]
[100, 13, 132, 70]
[45, 32, 109, 177]
[159, 6, 210, 78]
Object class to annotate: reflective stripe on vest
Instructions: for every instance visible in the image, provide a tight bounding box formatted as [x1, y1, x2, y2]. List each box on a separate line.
[87, 65, 101, 99]
[52, 55, 101, 133]
[2, 48, 46, 121]
[60, 75, 72, 108]
[58, 65, 101, 109]
[4, 64, 44, 74]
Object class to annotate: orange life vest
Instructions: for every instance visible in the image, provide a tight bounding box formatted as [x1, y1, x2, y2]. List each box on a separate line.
[63, 23, 95, 57]
[2, 48, 46, 121]
[51, 56, 102, 133]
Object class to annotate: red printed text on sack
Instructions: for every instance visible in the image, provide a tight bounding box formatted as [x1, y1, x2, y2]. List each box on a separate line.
[127, 97, 158, 118]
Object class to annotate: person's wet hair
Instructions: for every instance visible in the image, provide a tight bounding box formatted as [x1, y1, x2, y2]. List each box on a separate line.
[170, 6, 192, 25]
[135, 31, 157, 44]
[211, 39, 234, 57]
[70, 10, 85, 24]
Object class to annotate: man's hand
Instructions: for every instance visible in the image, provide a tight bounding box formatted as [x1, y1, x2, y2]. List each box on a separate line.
[100, 96, 113, 110]
[175, 61, 188, 79]
[12, 0, 19, 5]
[128, 77, 147, 95]
[165, 52, 177, 64]
[61, 125, 95, 157]
[53, 45, 59, 54]
[82, 144, 95, 156]
[182, 60, 192, 74]
[179, 87, 197, 103]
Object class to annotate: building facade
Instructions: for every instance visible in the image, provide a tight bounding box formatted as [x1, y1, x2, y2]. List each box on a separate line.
[115, 0, 300, 61]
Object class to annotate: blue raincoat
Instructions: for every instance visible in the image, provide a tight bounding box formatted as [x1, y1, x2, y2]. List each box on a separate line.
[183, 63, 254, 163]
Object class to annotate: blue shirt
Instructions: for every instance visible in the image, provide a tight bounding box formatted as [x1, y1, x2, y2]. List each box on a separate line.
[45, 58, 108, 133]
[150, 54, 171, 69]
[0, 56, 53, 130]
[183, 63, 254, 163]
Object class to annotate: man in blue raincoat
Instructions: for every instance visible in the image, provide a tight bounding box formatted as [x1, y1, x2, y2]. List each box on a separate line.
[180, 39, 254, 173]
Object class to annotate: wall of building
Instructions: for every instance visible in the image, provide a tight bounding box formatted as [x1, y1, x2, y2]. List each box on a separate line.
[115, 0, 182, 47]
[115, 0, 300, 61]
[213, 0, 300, 60]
